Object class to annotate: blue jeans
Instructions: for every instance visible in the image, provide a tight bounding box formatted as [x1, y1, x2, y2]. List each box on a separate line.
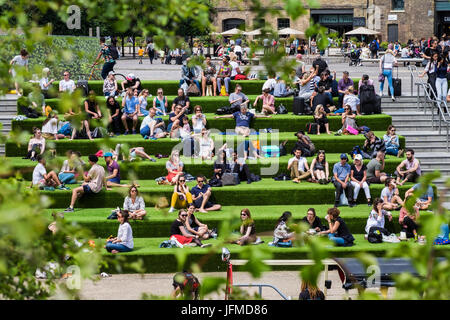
[217, 77, 231, 94]
[58, 172, 76, 184]
[385, 146, 399, 156]
[104, 91, 117, 97]
[328, 233, 345, 246]
[101, 61, 116, 80]
[105, 241, 132, 253]
[140, 108, 149, 116]
[140, 125, 151, 137]
[380, 69, 394, 96]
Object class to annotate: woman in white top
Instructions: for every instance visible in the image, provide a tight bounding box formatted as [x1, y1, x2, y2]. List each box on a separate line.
[26, 127, 45, 160]
[40, 67, 55, 99]
[197, 128, 214, 160]
[9, 49, 29, 95]
[297, 68, 317, 100]
[379, 49, 398, 101]
[229, 53, 241, 80]
[123, 185, 147, 220]
[192, 105, 207, 134]
[103, 72, 118, 97]
[105, 210, 134, 253]
[138, 89, 150, 116]
[41, 113, 65, 140]
[365, 198, 393, 237]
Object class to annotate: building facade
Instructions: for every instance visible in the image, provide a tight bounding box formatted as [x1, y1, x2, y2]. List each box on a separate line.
[212, 0, 445, 43]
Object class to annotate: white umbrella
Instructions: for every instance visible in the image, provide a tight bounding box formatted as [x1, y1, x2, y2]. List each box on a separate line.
[221, 28, 244, 36]
[345, 27, 380, 36]
[243, 29, 261, 36]
[278, 28, 304, 36]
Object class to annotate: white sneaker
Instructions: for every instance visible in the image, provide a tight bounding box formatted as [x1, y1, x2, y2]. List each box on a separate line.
[170, 236, 183, 248]
[391, 96, 396, 101]
[168, 207, 175, 213]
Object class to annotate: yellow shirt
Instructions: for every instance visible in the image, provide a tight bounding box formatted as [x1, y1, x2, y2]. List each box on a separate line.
[138, 49, 144, 56]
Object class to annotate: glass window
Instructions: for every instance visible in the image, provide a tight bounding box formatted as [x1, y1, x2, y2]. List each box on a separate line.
[277, 18, 290, 30]
[392, 0, 404, 10]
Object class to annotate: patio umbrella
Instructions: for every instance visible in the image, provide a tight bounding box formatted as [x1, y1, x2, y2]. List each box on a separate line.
[278, 28, 304, 36]
[345, 27, 380, 36]
[221, 28, 244, 36]
[243, 29, 261, 36]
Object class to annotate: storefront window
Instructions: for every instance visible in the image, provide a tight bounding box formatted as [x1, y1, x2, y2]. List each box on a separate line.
[392, 0, 405, 10]
[277, 18, 290, 29]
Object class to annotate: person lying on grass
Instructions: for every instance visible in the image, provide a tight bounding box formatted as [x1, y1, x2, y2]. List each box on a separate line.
[105, 210, 134, 253]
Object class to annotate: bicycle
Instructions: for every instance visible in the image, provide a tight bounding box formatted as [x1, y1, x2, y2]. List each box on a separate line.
[87, 64, 102, 80]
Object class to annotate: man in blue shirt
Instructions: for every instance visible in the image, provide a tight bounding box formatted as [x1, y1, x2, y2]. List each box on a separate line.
[121, 87, 140, 134]
[191, 176, 222, 213]
[332, 153, 355, 207]
[215, 105, 271, 136]
[404, 183, 434, 210]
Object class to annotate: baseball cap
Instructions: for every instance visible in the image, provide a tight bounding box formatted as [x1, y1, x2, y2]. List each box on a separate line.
[104, 152, 113, 157]
[126, 73, 136, 81]
[340, 153, 348, 160]
[108, 71, 115, 76]
[354, 154, 363, 161]
[296, 54, 302, 60]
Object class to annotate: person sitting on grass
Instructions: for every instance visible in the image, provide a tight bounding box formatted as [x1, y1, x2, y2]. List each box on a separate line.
[332, 153, 355, 208]
[170, 209, 209, 247]
[168, 104, 188, 139]
[106, 96, 122, 136]
[383, 125, 404, 157]
[31, 155, 65, 190]
[153, 88, 168, 116]
[273, 211, 296, 243]
[301, 208, 325, 233]
[313, 104, 331, 135]
[105, 210, 133, 253]
[64, 155, 110, 212]
[58, 150, 85, 185]
[350, 154, 372, 206]
[342, 86, 360, 115]
[191, 176, 222, 213]
[171, 88, 191, 113]
[164, 150, 184, 185]
[230, 151, 255, 184]
[215, 104, 271, 137]
[253, 88, 277, 115]
[288, 148, 311, 183]
[310, 150, 329, 184]
[123, 185, 146, 220]
[395, 148, 421, 186]
[232, 208, 257, 246]
[399, 199, 421, 240]
[404, 183, 434, 211]
[365, 198, 393, 237]
[340, 105, 357, 131]
[228, 84, 249, 111]
[319, 207, 355, 246]
[41, 112, 66, 140]
[121, 87, 140, 135]
[26, 127, 45, 161]
[366, 151, 388, 184]
[362, 131, 386, 159]
[184, 204, 217, 240]
[140, 108, 168, 140]
[292, 130, 316, 157]
[104, 152, 132, 188]
[168, 175, 193, 213]
[380, 178, 404, 210]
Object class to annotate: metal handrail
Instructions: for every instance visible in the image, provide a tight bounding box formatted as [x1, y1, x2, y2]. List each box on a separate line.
[409, 65, 450, 151]
[232, 284, 291, 300]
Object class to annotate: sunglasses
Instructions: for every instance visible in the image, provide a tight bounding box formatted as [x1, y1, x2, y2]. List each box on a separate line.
[240, 213, 247, 216]
[197, 180, 204, 183]
[181, 214, 187, 217]
[158, 92, 163, 94]
[64, 74, 69, 76]
[179, 180, 186, 182]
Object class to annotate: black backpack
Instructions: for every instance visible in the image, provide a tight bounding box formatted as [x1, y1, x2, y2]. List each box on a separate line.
[305, 123, 318, 135]
[369, 41, 377, 52]
[368, 229, 383, 243]
[108, 45, 120, 60]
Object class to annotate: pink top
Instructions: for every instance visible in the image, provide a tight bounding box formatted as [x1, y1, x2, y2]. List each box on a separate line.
[258, 94, 275, 107]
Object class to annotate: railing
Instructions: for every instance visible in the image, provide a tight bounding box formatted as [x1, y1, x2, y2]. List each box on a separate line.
[408, 65, 450, 151]
[232, 284, 291, 300]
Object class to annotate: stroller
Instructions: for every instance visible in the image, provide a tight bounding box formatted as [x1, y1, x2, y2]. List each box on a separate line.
[348, 49, 362, 66]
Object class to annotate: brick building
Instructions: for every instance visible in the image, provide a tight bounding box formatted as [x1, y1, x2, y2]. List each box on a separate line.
[212, 0, 448, 43]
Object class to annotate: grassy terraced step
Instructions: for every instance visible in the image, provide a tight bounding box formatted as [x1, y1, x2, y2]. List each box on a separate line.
[47, 79, 361, 97]
[9, 154, 405, 180]
[11, 113, 392, 134]
[29, 179, 423, 208]
[97, 235, 449, 273]
[5, 131, 405, 157]
[44, 206, 434, 238]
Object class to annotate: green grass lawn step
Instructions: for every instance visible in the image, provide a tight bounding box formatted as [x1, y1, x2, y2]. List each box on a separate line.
[45, 205, 433, 238]
[30, 179, 421, 208]
[48, 79, 361, 97]
[10, 153, 404, 180]
[96, 235, 449, 273]
[12, 113, 392, 134]
[6, 130, 404, 157]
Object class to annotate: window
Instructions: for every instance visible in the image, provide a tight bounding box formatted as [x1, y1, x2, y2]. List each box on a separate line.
[222, 19, 245, 32]
[392, 0, 404, 11]
[277, 18, 290, 30]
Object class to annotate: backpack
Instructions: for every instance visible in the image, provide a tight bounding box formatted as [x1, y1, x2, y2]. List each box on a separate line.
[277, 104, 288, 114]
[108, 45, 120, 60]
[186, 83, 200, 96]
[369, 41, 377, 52]
[58, 122, 72, 136]
[305, 122, 318, 135]
[368, 229, 383, 243]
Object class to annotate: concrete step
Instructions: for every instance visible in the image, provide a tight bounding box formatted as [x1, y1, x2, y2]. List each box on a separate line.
[381, 97, 417, 103]
[405, 141, 450, 149]
[399, 132, 449, 142]
[393, 124, 439, 131]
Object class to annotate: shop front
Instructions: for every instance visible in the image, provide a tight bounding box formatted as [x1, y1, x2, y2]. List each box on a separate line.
[310, 9, 354, 36]
[436, 1, 450, 38]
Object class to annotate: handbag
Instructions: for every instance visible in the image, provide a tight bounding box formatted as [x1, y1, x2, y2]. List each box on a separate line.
[221, 172, 240, 186]
[378, 73, 385, 82]
[277, 104, 288, 114]
[186, 82, 200, 96]
[346, 125, 359, 135]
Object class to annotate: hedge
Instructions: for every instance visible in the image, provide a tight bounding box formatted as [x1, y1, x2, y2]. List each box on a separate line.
[11, 113, 392, 134]
[33, 179, 419, 208]
[5, 131, 405, 157]
[49, 78, 362, 97]
[10, 153, 404, 180]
